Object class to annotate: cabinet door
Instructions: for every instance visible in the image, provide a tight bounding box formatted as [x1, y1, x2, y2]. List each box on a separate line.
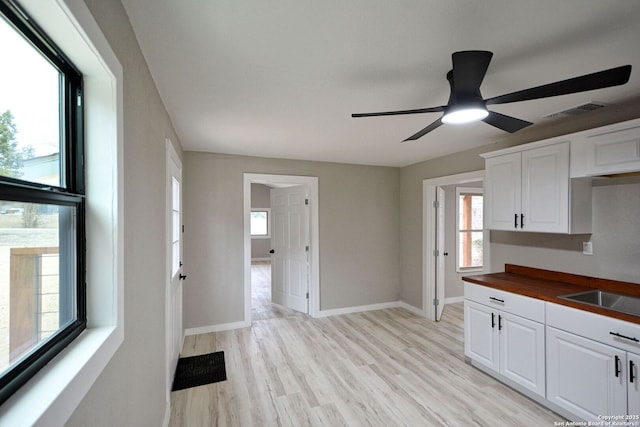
[629, 352, 640, 416]
[464, 300, 499, 372]
[547, 327, 627, 421]
[485, 152, 521, 230]
[499, 312, 545, 397]
[521, 142, 570, 232]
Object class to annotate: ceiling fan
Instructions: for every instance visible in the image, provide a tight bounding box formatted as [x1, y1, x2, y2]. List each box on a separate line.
[351, 51, 632, 142]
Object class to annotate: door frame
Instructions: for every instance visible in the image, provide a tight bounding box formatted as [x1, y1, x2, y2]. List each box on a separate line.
[423, 170, 486, 321]
[243, 173, 320, 321]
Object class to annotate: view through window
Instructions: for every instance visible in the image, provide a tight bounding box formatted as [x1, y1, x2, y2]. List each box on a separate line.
[250, 209, 270, 237]
[457, 188, 483, 271]
[0, 2, 85, 404]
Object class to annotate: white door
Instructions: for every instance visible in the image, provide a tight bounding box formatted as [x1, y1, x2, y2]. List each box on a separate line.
[464, 300, 499, 372]
[628, 352, 640, 415]
[166, 141, 183, 398]
[547, 326, 627, 421]
[499, 312, 545, 397]
[270, 185, 309, 313]
[435, 186, 445, 321]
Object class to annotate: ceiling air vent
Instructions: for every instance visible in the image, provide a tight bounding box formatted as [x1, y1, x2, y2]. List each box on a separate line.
[542, 101, 607, 119]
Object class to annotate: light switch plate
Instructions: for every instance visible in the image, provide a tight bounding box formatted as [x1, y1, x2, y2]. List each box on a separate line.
[582, 241, 593, 255]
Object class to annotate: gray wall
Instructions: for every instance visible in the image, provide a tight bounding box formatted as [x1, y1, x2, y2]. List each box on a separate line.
[67, 1, 183, 426]
[490, 175, 640, 284]
[183, 153, 400, 328]
[251, 183, 272, 259]
[399, 99, 640, 310]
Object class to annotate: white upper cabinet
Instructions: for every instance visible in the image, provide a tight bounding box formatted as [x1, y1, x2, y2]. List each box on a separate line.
[484, 141, 588, 233]
[571, 119, 640, 177]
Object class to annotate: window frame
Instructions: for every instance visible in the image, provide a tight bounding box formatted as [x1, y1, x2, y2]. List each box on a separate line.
[250, 208, 271, 239]
[456, 187, 483, 273]
[0, 0, 86, 405]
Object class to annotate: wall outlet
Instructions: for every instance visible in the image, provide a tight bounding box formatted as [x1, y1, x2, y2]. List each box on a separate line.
[582, 241, 593, 255]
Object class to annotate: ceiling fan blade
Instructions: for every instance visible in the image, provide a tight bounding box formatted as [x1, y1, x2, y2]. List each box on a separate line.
[452, 50, 493, 96]
[402, 118, 443, 142]
[352, 106, 445, 118]
[486, 65, 632, 106]
[483, 111, 533, 133]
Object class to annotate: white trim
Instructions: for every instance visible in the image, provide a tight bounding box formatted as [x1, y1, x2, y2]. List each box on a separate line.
[0, 1, 124, 425]
[397, 301, 427, 317]
[184, 320, 251, 336]
[316, 301, 401, 317]
[185, 301, 427, 333]
[243, 174, 320, 321]
[251, 257, 271, 262]
[455, 186, 484, 273]
[444, 296, 465, 305]
[423, 171, 485, 321]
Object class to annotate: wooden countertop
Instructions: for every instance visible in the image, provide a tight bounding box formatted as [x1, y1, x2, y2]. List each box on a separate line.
[463, 264, 640, 325]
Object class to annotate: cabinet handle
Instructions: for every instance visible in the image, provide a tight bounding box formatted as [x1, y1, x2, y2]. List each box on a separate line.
[514, 213, 518, 229]
[520, 214, 524, 229]
[609, 332, 640, 342]
[489, 297, 505, 304]
[631, 360, 636, 383]
[491, 312, 495, 329]
[615, 355, 621, 378]
[498, 315, 503, 331]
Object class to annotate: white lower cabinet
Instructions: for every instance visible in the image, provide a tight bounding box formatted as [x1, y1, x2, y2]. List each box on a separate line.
[628, 352, 640, 415]
[546, 302, 640, 419]
[546, 326, 627, 420]
[464, 298, 545, 397]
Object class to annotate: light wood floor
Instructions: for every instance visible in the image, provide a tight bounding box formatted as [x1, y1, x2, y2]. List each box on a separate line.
[170, 266, 562, 426]
[251, 261, 302, 322]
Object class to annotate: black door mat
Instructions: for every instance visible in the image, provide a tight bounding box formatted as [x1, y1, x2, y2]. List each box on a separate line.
[172, 351, 227, 391]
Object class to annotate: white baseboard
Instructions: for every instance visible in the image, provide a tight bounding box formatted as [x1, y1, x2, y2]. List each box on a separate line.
[397, 301, 426, 317]
[184, 319, 251, 336]
[251, 257, 270, 262]
[316, 301, 404, 318]
[184, 300, 429, 335]
[444, 296, 464, 304]
[162, 402, 171, 427]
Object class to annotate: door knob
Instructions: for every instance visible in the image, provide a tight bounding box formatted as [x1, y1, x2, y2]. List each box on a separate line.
[269, 249, 275, 254]
[179, 274, 187, 280]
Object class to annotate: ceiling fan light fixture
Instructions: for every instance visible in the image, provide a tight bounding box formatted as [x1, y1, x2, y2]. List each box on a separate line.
[442, 106, 489, 125]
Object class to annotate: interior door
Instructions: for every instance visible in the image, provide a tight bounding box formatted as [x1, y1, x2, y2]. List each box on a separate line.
[435, 186, 445, 321]
[166, 142, 183, 399]
[270, 185, 309, 313]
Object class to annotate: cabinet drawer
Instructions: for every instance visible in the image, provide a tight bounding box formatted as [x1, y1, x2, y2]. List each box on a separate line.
[464, 283, 545, 323]
[547, 302, 640, 354]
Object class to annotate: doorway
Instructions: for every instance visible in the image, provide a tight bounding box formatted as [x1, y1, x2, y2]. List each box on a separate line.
[243, 174, 320, 324]
[250, 183, 307, 320]
[423, 170, 486, 321]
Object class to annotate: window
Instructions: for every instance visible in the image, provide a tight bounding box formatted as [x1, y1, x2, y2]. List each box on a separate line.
[0, 2, 85, 405]
[171, 176, 181, 276]
[250, 209, 270, 238]
[456, 187, 483, 271]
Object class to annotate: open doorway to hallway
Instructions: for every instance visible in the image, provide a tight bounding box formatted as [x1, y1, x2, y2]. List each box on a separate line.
[250, 260, 300, 321]
[243, 173, 320, 324]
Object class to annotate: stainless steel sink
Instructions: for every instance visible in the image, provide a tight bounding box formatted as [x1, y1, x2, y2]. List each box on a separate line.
[560, 290, 640, 317]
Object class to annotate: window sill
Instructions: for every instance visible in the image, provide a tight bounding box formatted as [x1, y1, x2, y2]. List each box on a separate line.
[457, 267, 484, 274]
[0, 326, 123, 426]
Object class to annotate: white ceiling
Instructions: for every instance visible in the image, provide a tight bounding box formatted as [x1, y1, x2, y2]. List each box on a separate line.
[121, 0, 640, 167]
